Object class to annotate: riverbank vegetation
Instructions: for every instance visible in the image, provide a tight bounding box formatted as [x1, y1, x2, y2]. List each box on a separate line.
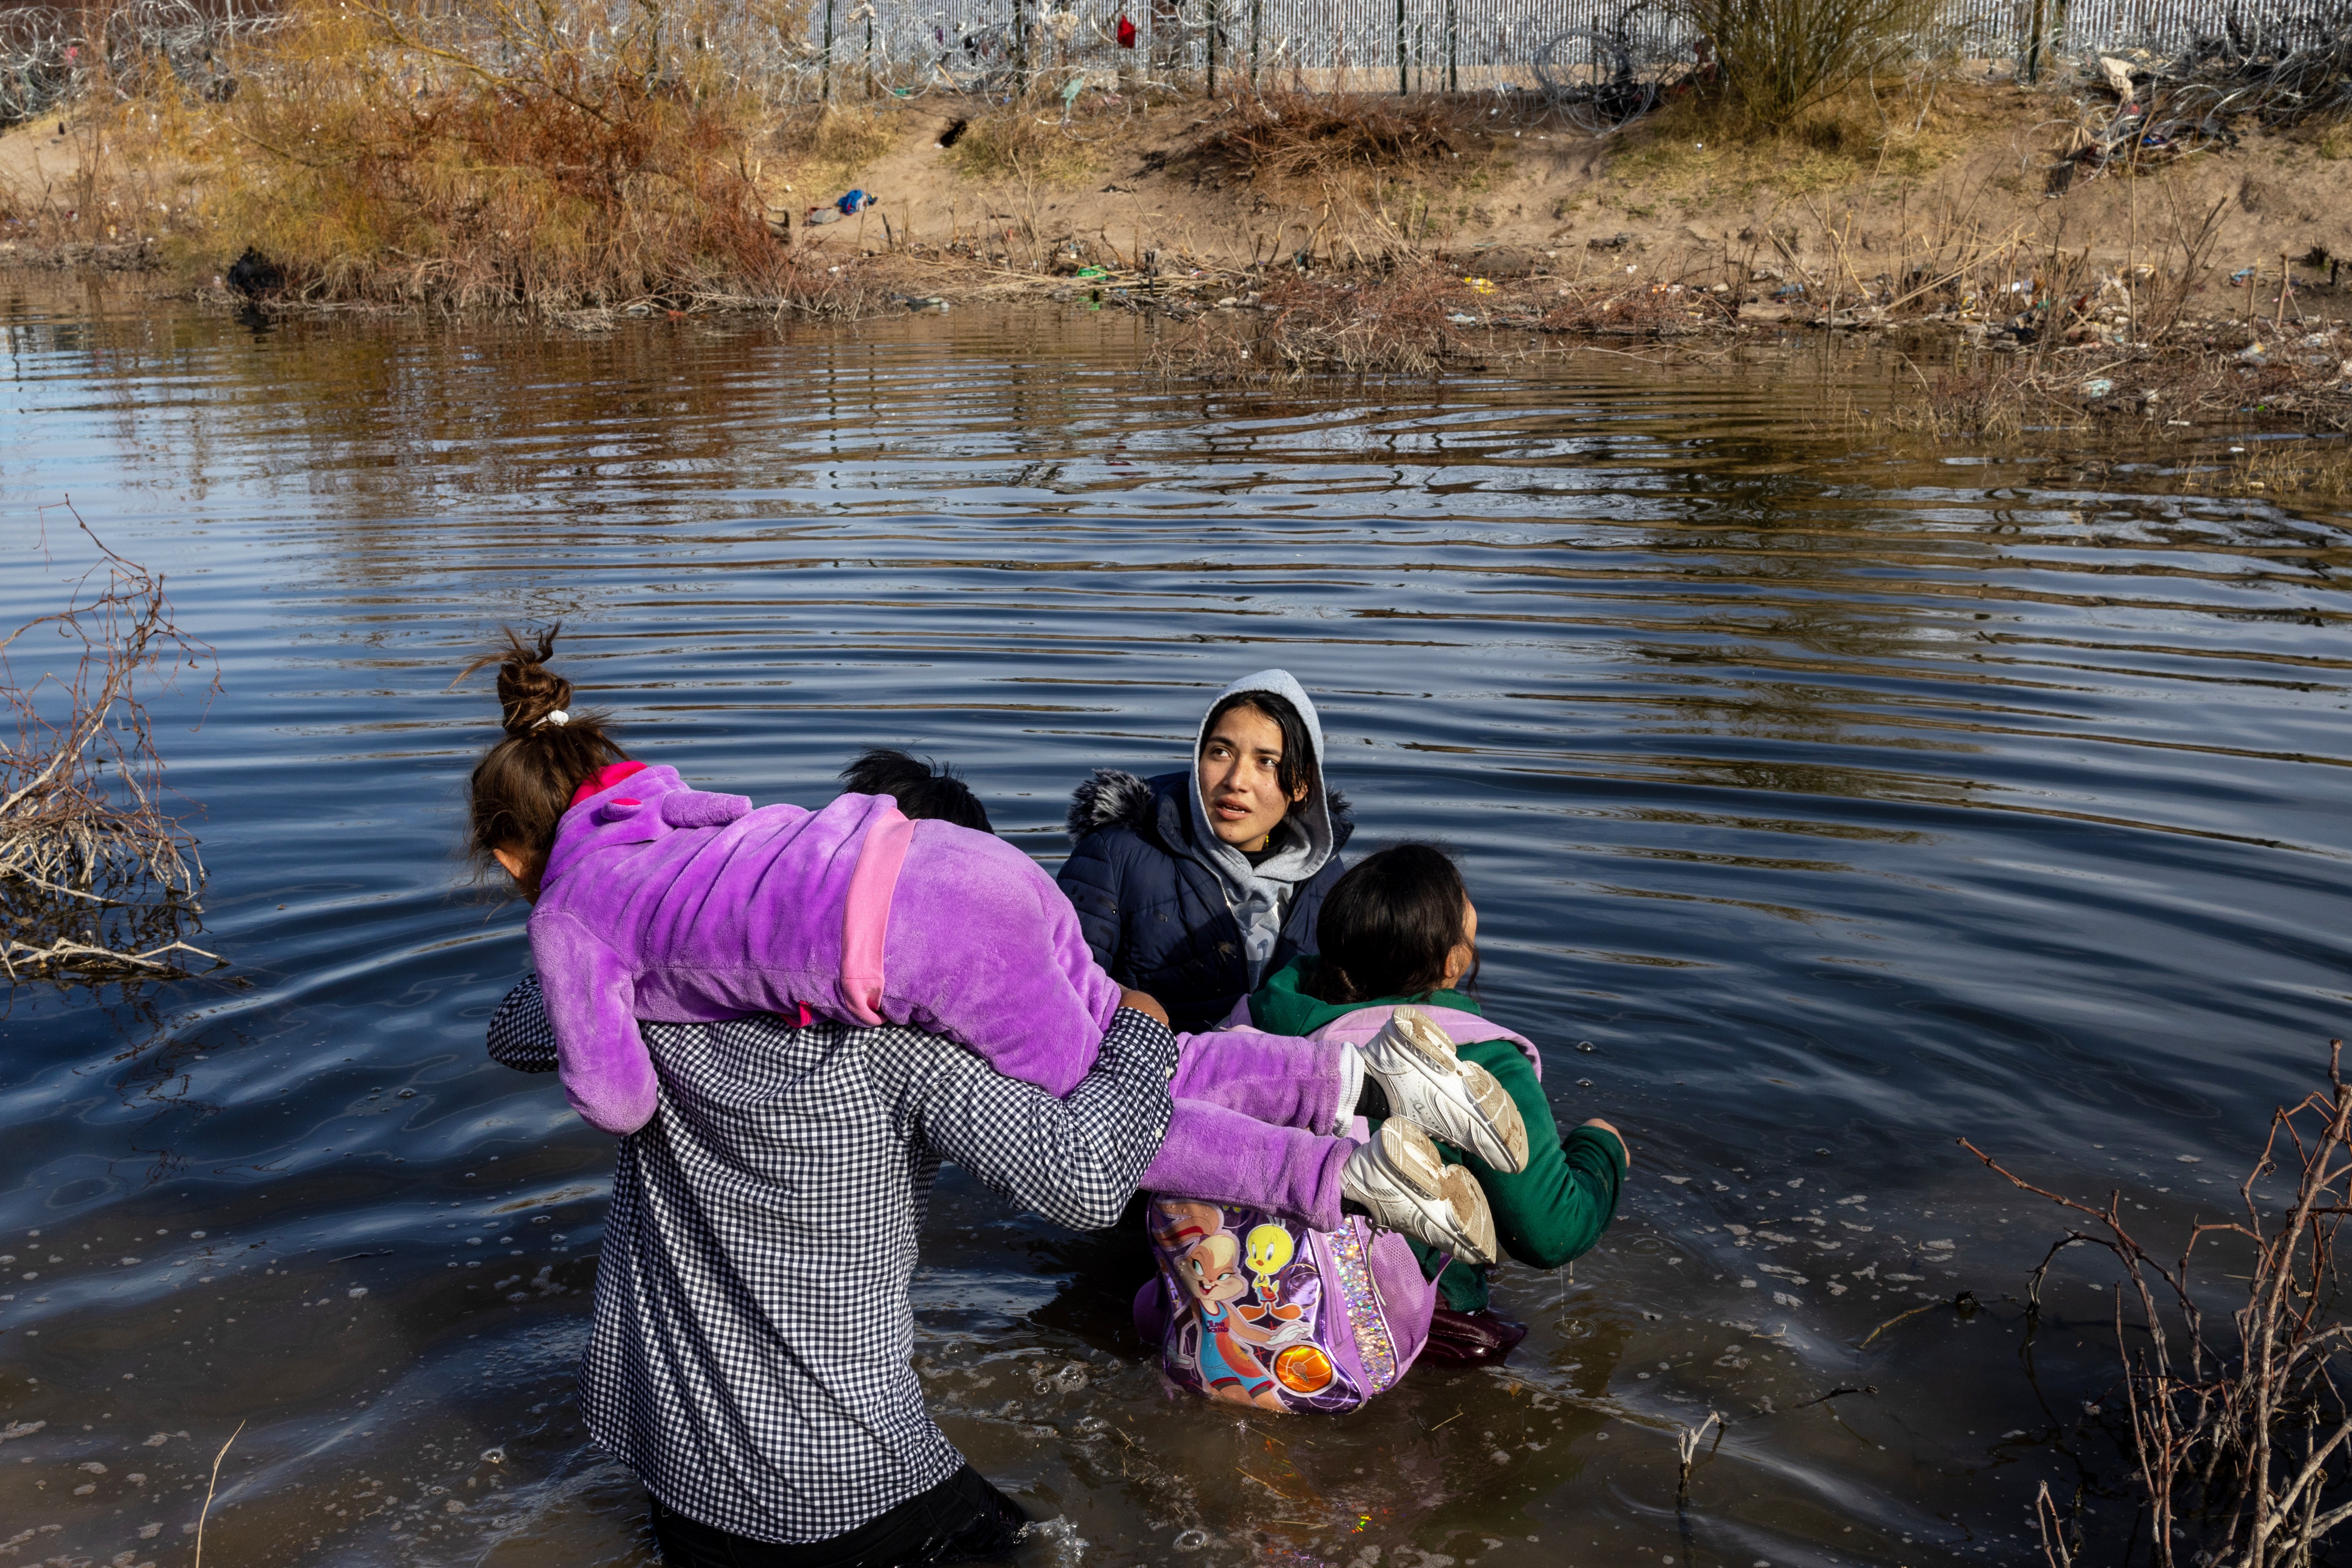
[2, 0, 851, 310]
[2, 512, 218, 983]
[1967, 1044, 2352, 1568]
[213, 0, 803, 309]
[0, 0, 2347, 451]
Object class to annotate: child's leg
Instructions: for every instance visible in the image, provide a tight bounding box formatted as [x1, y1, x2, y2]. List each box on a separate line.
[1169, 1027, 1351, 1134]
[1143, 1100, 1353, 1231]
[879, 823, 1126, 1098]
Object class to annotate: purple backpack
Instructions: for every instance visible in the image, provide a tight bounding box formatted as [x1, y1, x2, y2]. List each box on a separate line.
[1137, 1194, 1434, 1413]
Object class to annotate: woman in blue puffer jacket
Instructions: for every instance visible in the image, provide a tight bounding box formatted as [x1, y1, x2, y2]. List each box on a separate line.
[1058, 670, 1351, 1032]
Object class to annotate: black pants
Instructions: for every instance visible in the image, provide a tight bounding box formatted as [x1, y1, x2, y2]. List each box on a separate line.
[649, 1467, 1031, 1568]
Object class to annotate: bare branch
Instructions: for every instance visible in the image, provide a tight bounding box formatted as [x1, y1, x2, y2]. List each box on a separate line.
[4, 508, 219, 985]
[1970, 1043, 2352, 1568]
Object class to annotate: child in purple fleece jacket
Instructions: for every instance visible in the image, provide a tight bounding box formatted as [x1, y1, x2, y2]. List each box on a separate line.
[458, 629, 1530, 1259]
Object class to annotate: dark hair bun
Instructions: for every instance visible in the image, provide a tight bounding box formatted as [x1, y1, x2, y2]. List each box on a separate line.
[492, 626, 573, 737]
[449, 624, 579, 736]
[456, 624, 625, 880]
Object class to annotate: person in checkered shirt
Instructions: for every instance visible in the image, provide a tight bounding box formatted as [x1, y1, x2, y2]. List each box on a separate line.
[488, 974, 1177, 1566]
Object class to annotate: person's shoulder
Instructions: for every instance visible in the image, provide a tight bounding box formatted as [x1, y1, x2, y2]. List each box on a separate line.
[1459, 1033, 1538, 1078]
[1063, 769, 1188, 853]
[1455, 1031, 1546, 1099]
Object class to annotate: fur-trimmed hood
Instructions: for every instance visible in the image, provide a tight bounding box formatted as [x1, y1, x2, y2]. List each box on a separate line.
[1065, 767, 1161, 842]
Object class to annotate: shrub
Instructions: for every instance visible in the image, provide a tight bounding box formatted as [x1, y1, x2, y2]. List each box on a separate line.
[208, 0, 813, 309]
[1190, 91, 1467, 184]
[1667, 0, 1948, 132]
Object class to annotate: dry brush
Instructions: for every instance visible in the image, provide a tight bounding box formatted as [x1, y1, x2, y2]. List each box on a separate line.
[3, 511, 218, 982]
[1965, 1043, 2352, 1568]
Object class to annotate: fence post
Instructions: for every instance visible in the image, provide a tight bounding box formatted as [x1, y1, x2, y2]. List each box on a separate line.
[821, 0, 835, 101]
[1445, 0, 1456, 93]
[2024, 0, 2044, 82]
[1207, 0, 1217, 95]
[1015, 0, 1027, 95]
[1250, 0, 1260, 89]
[1397, 0, 1407, 93]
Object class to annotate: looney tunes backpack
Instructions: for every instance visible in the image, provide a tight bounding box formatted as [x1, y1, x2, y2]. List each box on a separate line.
[1137, 1192, 1437, 1413]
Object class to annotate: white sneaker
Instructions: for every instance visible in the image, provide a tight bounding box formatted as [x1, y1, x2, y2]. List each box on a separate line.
[1360, 1006, 1530, 1174]
[1340, 1118, 1501, 1265]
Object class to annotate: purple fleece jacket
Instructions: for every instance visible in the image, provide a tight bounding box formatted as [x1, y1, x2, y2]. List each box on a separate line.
[530, 764, 1122, 1134]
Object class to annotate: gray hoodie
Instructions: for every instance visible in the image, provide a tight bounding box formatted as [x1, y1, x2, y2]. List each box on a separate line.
[1181, 668, 1337, 987]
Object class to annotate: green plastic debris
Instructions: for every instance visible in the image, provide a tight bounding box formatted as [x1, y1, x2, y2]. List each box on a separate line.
[1074, 266, 1109, 280]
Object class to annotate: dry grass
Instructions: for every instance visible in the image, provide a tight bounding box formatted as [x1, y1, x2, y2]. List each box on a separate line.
[1190, 92, 1472, 187]
[1148, 268, 1491, 383]
[0, 0, 881, 312]
[2199, 439, 2352, 499]
[942, 105, 1100, 187]
[1544, 277, 1733, 334]
[1667, 0, 1952, 133]
[770, 104, 900, 200]
[210, 0, 807, 309]
[1611, 78, 1975, 201]
[1967, 1042, 2352, 1567]
[1849, 327, 2351, 445]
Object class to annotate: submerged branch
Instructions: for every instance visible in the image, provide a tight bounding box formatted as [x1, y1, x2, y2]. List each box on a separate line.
[3, 507, 219, 985]
[1967, 1042, 2352, 1568]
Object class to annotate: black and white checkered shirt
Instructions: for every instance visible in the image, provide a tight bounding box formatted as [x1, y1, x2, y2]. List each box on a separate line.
[486, 976, 1176, 1543]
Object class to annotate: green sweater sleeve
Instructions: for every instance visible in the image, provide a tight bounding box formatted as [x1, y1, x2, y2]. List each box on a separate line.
[1455, 1038, 1625, 1268]
[1411, 1039, 1628, 1312]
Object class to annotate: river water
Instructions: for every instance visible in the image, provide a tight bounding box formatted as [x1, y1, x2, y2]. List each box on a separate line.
[3, 280, 2349, 1568]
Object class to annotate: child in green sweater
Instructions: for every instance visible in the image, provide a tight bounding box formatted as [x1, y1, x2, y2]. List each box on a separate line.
[1247, 843, 1631, 1362]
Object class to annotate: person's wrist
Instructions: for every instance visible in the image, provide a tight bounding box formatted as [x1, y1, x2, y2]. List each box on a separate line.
[1578, 1117, 1630, 1169]
[1107, 1004, 1178, 1080]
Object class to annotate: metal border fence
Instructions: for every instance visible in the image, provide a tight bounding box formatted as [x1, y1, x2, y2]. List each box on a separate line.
[0, 0, 2336, 125]
[805, 0, 2341, 100]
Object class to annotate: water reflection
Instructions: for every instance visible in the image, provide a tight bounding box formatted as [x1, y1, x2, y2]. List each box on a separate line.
[1, 279, 2348, 1566]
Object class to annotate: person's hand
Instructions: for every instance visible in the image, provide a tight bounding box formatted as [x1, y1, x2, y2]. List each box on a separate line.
[1582, 1116, 1628, 1168]
[1118, 987, 1169, 1027]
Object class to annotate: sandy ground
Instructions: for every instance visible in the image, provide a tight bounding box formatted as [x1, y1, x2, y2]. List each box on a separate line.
[0, 118, 90, 215]
[763, 84, 2352, 296]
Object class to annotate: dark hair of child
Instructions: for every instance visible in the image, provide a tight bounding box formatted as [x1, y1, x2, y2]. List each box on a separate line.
[1305, 842, 1476, 1005]
[1198, 689, 1319, 821]
[838, 748, 993, 833]
[456, 626, 625, 881]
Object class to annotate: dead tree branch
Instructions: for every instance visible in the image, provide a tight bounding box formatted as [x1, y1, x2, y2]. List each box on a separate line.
[3, 506, 220, 983]
[1962, 1040, 2352, 1568]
